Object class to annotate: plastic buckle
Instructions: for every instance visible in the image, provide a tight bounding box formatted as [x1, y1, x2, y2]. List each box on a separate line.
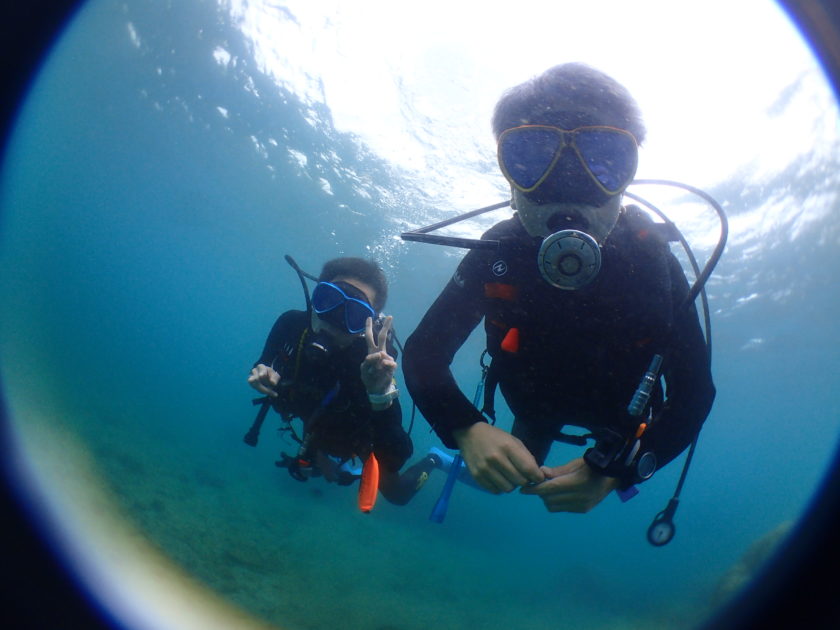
[616, 485, 639, 502]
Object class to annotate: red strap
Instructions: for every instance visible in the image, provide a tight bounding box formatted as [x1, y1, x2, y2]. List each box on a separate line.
[484, 283, 519, 301]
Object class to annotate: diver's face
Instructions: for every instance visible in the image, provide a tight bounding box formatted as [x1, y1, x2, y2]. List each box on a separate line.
[311, 276, 377, 348]
[501, 104, 634, 244]
[513, 188, 622, 244]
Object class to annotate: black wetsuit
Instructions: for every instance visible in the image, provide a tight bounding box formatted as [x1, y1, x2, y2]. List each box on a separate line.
[255, 310, 412, 474]
[403, 207, 715, 486]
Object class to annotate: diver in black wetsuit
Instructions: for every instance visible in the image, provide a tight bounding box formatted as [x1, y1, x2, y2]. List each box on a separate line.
[248, 257, 435, 506]
[403, 64, 716, 514]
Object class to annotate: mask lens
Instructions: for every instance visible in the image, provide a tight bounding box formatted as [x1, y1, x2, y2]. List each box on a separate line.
[499, 127, 564, 191]
[343, 299, 375, 334]
[311, 282, 345, 314]
[312, 281, 374, 334]
[574, 128, 638, 193]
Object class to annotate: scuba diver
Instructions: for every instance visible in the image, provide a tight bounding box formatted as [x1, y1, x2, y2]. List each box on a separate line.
[246, 257, 437, 509]
[403, 63, 717, 516]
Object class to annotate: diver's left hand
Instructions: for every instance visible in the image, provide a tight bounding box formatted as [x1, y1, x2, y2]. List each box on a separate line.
[361, 315, 397, 394]
[519, 457, 620, 513]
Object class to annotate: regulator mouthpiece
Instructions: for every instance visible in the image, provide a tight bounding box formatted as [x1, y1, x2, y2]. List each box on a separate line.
[303, 333, 333, 364]
[537, 229, 601, 290]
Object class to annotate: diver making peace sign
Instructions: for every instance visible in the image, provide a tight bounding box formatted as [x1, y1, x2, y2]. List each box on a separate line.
[246, 257, 439, 509]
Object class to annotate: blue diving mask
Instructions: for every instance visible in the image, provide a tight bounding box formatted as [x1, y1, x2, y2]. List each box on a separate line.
[311, 281, 376, 334]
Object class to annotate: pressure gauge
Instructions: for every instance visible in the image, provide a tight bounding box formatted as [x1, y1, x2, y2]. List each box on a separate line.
[647, 497, 680, 546]
[647, 517, 676, 546]
[636, 451, 657, 480]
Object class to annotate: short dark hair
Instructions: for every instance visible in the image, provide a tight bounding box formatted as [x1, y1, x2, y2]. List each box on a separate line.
[491, 63, 646, 144]
[318, 257, 388, 312]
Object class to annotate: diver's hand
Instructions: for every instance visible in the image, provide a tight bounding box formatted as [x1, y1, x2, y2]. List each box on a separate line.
[247, 363, 280, 397]
[519, 457, 619, 513]
[361, 315, 397, 394]
[453, 422, 544, 494]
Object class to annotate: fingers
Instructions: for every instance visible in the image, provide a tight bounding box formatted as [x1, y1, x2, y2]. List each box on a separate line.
[473, 472, 511, 494]
[520, 474, 575, 497]
[360, 315, 396, 392]
[467, 448, 544, 494]
[365, 315, 393, 354]
[360, 351, 396, 393]
[520, 461, 585, 496]
[247, 364, 279, 397]
[519, 459, 615, 513]
[515, 453, 546, 485]
[519, 476, 587, 512]
[474, 464, 526, 494]
[364, 316, 375, 353]
[377, 315, 392, 350]
[361, 347, 397, 374]
[456, 423, 544, 494]
[363, 352, 396, 371]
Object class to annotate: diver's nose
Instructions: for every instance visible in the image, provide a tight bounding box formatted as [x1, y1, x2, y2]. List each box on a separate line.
[526, 149, 604, 206]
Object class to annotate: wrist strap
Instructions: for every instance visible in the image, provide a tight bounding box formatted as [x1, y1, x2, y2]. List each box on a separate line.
[368, 382, 398, 408]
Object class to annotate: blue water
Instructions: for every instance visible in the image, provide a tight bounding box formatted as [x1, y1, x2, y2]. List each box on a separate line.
[2, 2, 839, 629]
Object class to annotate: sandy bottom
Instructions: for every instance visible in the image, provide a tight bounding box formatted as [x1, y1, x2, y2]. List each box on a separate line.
[9, 406, 719, 630]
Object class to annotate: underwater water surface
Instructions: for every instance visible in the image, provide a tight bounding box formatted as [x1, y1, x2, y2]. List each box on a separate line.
[2, 1, 840, 629]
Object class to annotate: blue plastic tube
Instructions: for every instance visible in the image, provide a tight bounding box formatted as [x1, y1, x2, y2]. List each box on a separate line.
[429, 453, 464, 523]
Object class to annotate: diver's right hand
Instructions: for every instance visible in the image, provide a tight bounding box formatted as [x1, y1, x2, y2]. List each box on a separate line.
[248, 364, 280, 397]
[453, 422, 544, 494]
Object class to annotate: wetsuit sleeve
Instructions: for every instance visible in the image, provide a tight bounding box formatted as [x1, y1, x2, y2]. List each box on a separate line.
[403, 253, 487, 449]
[637, 254, 716, 476]
[254, 310, 299, 367]
[370, 399, 413, 473]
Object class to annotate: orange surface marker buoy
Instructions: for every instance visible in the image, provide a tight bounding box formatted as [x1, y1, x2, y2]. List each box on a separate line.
[358, 452, 380, 513]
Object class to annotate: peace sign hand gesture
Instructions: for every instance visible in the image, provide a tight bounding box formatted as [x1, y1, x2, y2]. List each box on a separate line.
[360, 315, 397, 395]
